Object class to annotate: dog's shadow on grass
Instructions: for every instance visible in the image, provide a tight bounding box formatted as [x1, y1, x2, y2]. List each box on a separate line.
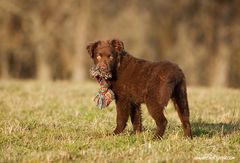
[90, 122, 240, 139]
[191, 121, 240, 137]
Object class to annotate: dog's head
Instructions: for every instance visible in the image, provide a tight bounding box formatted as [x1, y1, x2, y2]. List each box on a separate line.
[87, 39, 125, 79]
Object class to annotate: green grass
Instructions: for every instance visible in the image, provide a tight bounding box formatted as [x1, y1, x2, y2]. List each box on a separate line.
[0, 81, 239, 162]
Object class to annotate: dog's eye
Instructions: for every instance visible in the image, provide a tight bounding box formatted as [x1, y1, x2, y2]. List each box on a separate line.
[97, 56, 101, 60]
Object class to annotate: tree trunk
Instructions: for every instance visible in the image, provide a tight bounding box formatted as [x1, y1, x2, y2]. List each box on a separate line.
[31, 17, 51, 81]
[36, 44, 51, 81]
[72, 1, 92, 81]
[210, 26, 230, 87]
[0, 49, 10, 79]
[209, 4, 231, 87]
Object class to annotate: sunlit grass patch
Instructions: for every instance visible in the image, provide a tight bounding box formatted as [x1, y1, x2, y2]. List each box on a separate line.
[0, 81, 239, 162]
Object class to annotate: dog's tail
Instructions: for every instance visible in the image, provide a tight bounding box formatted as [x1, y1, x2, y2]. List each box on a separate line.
[172, 76, 192, 138]
[172, 76, 189, 112]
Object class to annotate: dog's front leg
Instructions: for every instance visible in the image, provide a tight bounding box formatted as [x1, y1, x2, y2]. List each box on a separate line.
[130, 103, 142, 134]
[113, 98, 131, 135]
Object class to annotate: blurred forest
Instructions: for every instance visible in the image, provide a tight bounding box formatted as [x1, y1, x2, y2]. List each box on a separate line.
[0, 0, 240, 87]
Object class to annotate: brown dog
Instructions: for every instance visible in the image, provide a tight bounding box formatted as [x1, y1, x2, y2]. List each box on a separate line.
[87, 39, 192, 139]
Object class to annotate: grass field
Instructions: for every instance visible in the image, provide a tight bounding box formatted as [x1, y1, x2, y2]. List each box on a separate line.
[0, 81, 239, 162]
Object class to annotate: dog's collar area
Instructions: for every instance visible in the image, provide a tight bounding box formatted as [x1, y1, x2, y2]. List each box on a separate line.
[119, 50, 126, 56]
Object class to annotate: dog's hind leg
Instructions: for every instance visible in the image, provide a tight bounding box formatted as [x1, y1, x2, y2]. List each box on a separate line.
[145, 83, 173, 138]
[172, 79, 192, 138]
[146, 103, 167, 139]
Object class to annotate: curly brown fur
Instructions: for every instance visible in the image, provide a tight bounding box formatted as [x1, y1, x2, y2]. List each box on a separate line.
[86, 39, 192, 139]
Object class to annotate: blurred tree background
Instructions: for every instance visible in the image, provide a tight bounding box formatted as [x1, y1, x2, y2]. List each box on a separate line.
[0, 0, 240, 87]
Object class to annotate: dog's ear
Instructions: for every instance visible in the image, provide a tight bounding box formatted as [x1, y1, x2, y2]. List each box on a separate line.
[110, 39, 124, 67]
[110, 39, 124, 54]
[86, 41, 99, 58]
